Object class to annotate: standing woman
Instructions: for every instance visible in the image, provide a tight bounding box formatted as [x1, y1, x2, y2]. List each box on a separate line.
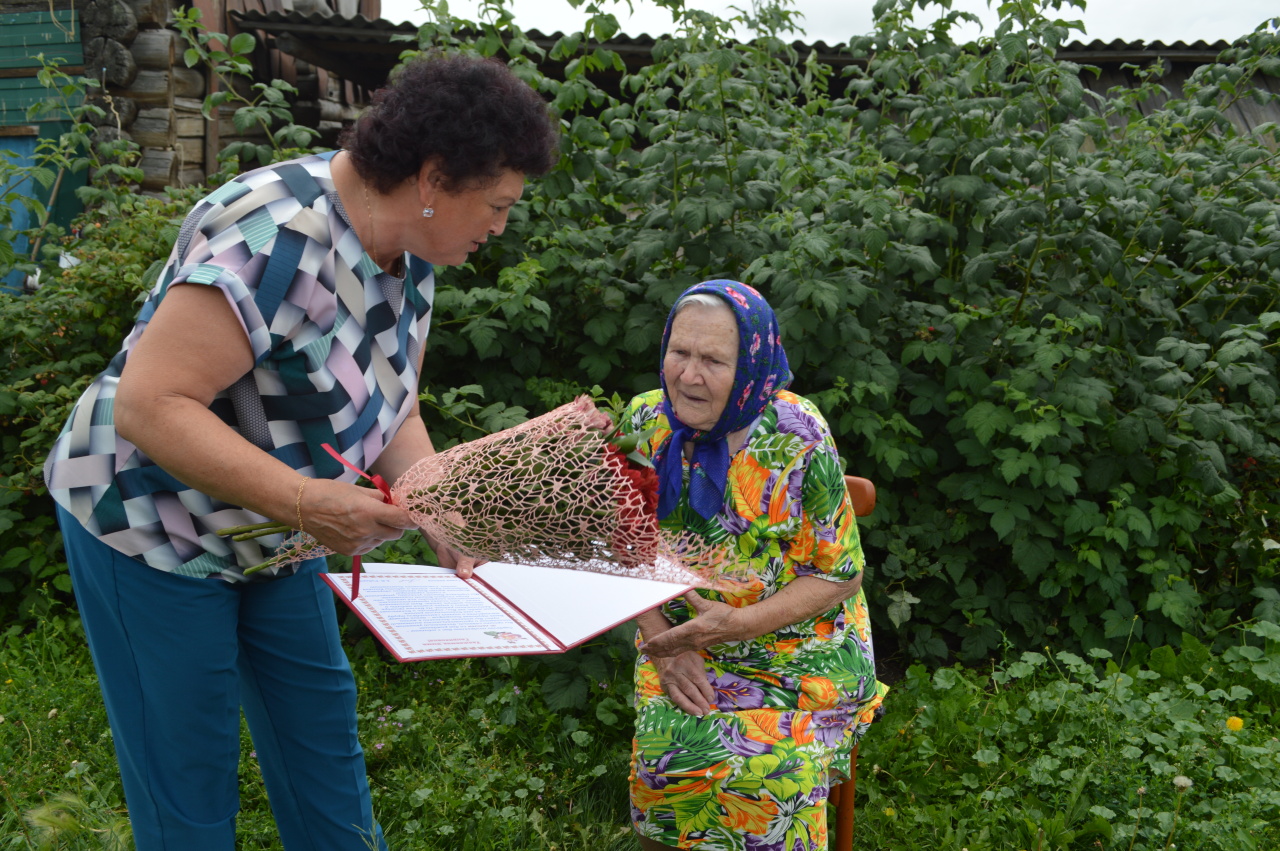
[43, 54, 559, 851]
[623, 281, 887, 850]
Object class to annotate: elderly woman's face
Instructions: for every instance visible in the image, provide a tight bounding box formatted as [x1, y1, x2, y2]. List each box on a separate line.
[664, 303, 739, 432]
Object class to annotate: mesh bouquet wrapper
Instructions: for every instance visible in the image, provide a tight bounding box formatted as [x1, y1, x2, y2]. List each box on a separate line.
[391, 397, 737, 588]
[244, 397, 736, 588]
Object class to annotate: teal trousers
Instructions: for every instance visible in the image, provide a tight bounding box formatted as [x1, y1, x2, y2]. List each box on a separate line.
[57, 505, 387, 851]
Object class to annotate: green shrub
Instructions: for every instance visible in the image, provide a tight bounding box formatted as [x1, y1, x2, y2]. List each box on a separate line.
[411, 0, 1280, 660]
[0, 187, 203, 622]
[0, 52, 205, 622]
[854, 620, 1280, 850]
[838, 0, 1280, 660]
[3, 0, 1278, 665]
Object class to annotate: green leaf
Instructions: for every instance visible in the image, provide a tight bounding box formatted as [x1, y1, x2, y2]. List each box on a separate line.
[1011, 536, 1054, 580]
[229, 32, 256, 55]
[1010, 418, 1060, 451]
[937, 175, 987, 200]
[541, 671, 588, 711]
[990, 509, 1017, 540]
[963, 402, 1017, 445]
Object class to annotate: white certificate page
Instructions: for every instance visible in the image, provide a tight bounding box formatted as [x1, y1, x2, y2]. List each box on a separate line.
[325, 571, 557, 660]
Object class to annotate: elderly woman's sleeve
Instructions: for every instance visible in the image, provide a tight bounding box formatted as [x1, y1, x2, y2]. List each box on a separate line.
[619, 390, 665, 439]
[791, 414, 865, 584]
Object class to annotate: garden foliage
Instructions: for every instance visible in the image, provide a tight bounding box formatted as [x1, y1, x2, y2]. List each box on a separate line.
[855, 619, 1280, 849]
[4, 598, 1277, 849]
[412, 0, 1280, 661]
[0, 60, 201, 624]
[1, 0, 1278, 669]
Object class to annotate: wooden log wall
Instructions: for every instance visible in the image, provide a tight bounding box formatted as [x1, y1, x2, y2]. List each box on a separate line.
[78, 0, 198, 190]
[74, 0, 368, 193]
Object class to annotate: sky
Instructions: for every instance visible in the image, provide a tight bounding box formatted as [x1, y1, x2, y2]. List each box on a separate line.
[377, 0, 1278, 46]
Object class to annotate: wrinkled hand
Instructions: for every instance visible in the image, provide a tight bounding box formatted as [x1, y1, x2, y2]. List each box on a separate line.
[641, 592, 741, 658]
[425, 533, 481, 579]
[652, 651, 716, 716]
[300, 479, 417, 556]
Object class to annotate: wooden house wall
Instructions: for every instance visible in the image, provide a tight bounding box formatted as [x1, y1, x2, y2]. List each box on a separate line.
[65, 0, 371, 192]
[1079, 58, 1280, 140]
[5, 2, 1277, 199]
[0, 3, 86, 291]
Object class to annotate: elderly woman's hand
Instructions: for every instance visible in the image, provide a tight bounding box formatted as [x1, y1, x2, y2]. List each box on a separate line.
[641, 592, 742, 658]
[423, 533, 480, 579]
[651, 652, 717, 717]
[636, 607, 716, 716]
[644, 575, 865, 660]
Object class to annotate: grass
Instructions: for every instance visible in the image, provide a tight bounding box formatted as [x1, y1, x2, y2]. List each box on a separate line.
[3, 599, 1278, 850]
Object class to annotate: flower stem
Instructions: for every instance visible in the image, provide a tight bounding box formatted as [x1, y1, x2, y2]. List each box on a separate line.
[217, 521, 290, 538]
[242, 558, 277, 576]
[232, 526, 290, 542]
[1163, 789, 1187, 850]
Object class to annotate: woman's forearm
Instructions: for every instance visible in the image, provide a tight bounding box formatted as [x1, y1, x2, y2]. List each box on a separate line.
[368, 415, 435, 484]
[114, 284, 415, 555]
[121, 392, 307, 524]
[641, 573, 864, 658]
[114, 285, 300, 522]
[730, 574, 862, 642]
[635, 608, 675, 643]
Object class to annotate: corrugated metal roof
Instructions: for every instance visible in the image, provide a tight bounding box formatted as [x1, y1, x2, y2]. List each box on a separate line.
[230, 9, 965, 80]
[230, 9, 1239, 62]
[230, 8, 1273, 132]
[1057, 38, 1233, 62]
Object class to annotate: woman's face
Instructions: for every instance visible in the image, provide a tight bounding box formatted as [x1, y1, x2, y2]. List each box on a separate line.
[664, 303, 739, 432]
[416, 167, 525, 266]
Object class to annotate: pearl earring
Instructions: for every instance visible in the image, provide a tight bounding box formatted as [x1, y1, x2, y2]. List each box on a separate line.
[422, 207, 434, 218]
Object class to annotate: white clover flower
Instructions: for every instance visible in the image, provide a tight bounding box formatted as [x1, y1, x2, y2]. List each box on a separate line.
[1172, 775, 1192, 790]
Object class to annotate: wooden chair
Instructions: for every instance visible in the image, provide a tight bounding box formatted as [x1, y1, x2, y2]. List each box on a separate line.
[828, 475, 876, 851]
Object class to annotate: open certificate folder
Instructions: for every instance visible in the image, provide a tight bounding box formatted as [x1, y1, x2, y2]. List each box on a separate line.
[321, 562, 693, 661]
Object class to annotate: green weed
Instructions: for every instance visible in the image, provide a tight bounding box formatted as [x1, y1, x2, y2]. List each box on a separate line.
[4, 599, 1278, 850]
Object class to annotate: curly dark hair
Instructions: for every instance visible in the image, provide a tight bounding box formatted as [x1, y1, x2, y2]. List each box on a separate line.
[341, 53, 560, 194]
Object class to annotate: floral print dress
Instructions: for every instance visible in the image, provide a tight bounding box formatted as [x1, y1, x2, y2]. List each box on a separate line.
[624, 389, 887, 851]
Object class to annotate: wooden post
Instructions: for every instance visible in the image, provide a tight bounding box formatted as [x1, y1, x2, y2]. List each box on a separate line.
[116, 68, 204, 107]
[124, 0, 171, 27]
[84, 36, 138, 87]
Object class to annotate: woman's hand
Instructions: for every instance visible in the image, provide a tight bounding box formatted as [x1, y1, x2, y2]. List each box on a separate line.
[636, 607, 714, 716]
[652, 652, 716, 717]
[299, 478, 418, 556]
[421, 531, 480, 578]
[640, 592, 742, 658]
[646, 576, 864, 657]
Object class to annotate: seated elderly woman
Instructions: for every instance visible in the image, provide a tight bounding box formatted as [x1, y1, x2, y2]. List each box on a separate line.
[624, 280, 887, 851]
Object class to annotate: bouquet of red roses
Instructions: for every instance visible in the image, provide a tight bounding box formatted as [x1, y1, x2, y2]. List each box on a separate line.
[392, 396, 728, 586]
[223, 397, 729, 586]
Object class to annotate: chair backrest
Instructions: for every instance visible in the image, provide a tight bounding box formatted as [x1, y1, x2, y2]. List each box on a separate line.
[843, 475, 876, 517]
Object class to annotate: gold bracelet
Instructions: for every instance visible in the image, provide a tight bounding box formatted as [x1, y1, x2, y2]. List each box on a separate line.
[295, 476, 310, 533]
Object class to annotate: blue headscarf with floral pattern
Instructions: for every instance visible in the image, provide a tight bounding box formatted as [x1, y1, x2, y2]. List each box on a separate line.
[654, 280, 793, 520]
